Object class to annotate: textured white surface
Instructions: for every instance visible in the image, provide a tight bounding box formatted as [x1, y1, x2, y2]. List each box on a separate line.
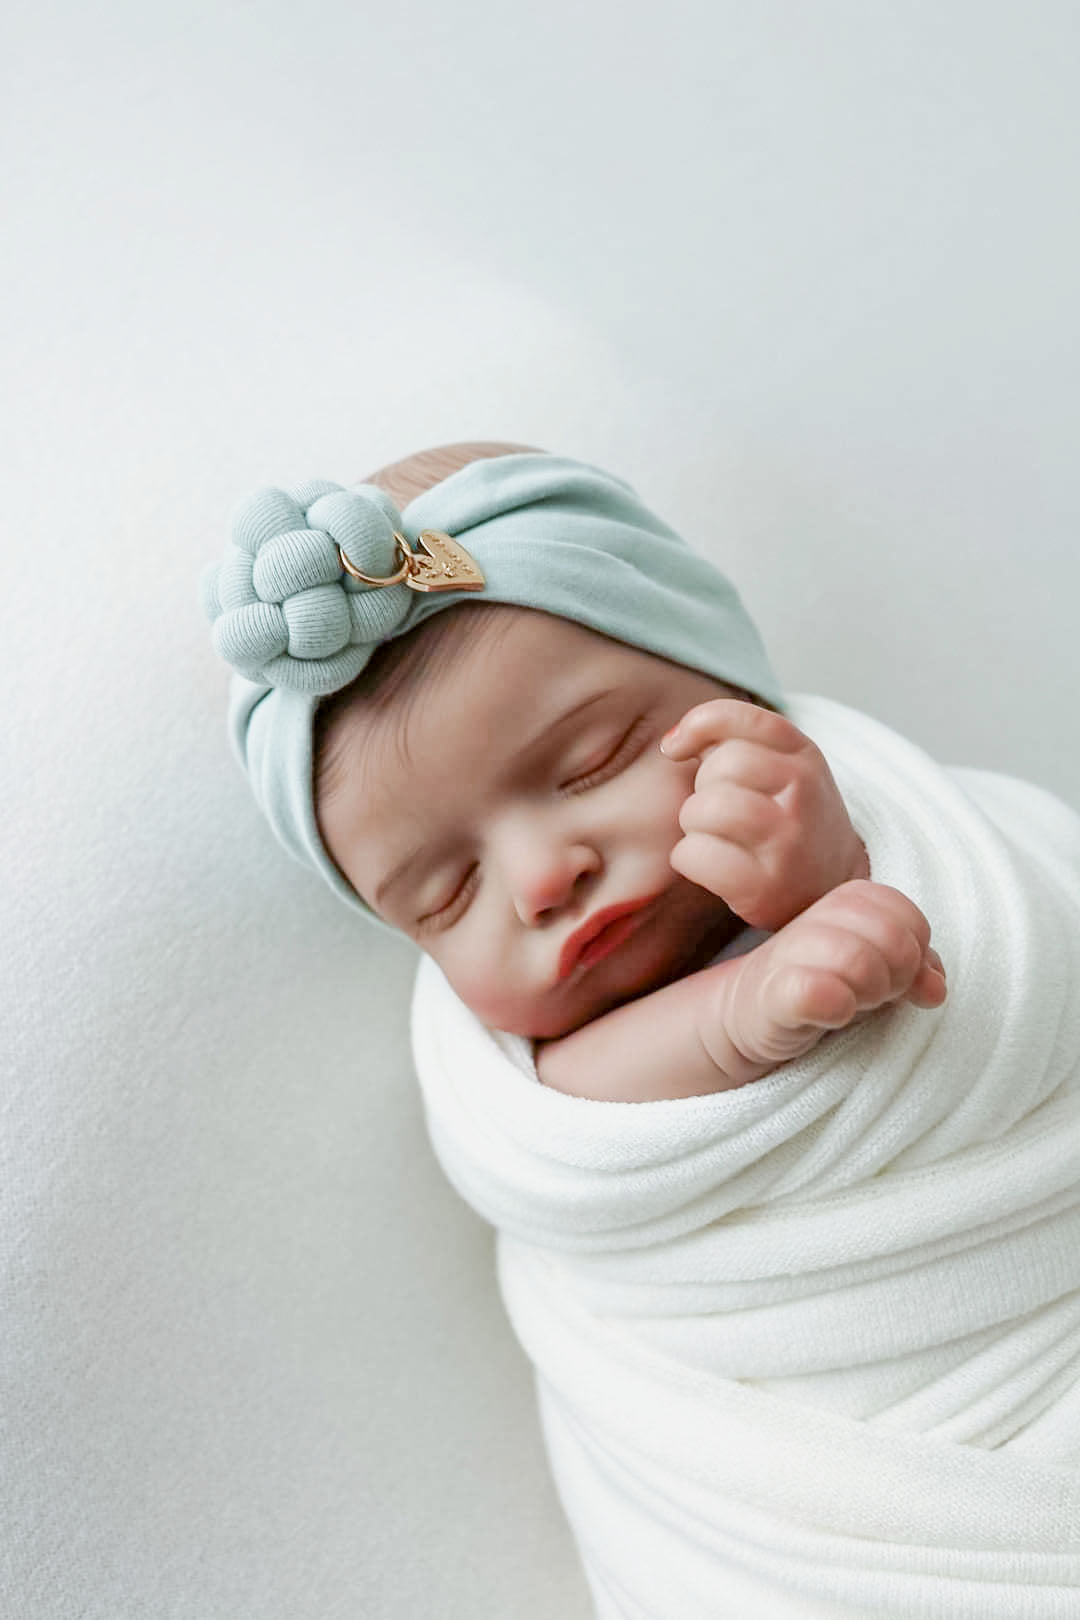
[3, 2, 1078, 1616]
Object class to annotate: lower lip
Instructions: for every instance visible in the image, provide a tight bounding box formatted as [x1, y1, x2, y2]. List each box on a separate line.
[572, 907, 652, 974]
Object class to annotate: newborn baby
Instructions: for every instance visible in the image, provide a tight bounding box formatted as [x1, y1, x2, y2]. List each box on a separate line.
[203, 440, 1080, 1617]
[310, 441, 945, 1102]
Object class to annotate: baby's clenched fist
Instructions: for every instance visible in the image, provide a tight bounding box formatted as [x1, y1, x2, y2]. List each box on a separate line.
[661, 700, 869, 931]
[697, 881, 947, 1081]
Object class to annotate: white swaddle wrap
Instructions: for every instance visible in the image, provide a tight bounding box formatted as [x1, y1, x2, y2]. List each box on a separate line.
[410, 695, 1080, 1619]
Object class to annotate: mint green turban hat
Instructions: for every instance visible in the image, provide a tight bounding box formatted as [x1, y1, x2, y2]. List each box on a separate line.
[201, 451, 783, 928]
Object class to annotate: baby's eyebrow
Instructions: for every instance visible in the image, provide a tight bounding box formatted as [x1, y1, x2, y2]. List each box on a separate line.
[373, 687, 617, 913]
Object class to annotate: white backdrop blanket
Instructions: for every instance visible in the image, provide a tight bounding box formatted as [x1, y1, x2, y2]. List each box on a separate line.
[411, 695, 1080, 1618]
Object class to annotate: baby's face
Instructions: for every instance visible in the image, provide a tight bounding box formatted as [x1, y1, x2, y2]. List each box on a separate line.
[318, 608, 745, 1038]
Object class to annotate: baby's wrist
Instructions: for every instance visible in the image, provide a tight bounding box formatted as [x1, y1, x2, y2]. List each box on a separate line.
[693, 956, 779, 1088]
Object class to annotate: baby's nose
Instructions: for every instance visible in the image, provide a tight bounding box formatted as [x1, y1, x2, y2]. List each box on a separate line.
[512, 841, 601, 926]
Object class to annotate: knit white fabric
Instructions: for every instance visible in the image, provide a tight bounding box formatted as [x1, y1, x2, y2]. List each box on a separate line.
[411, 695, 1080, 1619]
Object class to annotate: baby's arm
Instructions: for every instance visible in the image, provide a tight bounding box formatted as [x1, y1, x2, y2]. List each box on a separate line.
[535, 881, 946, 1101]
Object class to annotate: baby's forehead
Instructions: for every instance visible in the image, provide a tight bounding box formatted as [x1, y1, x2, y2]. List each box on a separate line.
[381, 603, 668, 722]
[449, 604, 670, 684]
[335, 610, 664, 793]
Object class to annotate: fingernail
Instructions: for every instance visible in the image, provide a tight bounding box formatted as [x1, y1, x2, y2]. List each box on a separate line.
[659, 727, 680, 756]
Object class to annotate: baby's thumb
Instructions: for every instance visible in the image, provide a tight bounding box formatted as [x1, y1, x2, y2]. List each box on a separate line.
[905, 947, 947, 1009]
[660, 726, 719, 763]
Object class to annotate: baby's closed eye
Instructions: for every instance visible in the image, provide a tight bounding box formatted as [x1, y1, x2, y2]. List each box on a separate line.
[560, 717, 650, 794]
[414, 715, 653, 934]
[415, 863, 480, 934]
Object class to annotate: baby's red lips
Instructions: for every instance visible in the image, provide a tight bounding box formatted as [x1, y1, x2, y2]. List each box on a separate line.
[558, 895, 659, 981]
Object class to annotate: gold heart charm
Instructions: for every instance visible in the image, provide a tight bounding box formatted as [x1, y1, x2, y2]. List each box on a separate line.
[404, 529, 486, 594]
[337, 528, 486, 593]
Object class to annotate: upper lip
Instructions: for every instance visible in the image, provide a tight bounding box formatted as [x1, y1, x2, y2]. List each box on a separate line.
[557, 895, 658, 981]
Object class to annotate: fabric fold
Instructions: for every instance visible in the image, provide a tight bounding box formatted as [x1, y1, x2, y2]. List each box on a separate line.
[411, 695, 1080, 1617]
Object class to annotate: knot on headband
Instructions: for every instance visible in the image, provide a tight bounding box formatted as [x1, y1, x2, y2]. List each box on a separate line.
[200, 480, 413, 693]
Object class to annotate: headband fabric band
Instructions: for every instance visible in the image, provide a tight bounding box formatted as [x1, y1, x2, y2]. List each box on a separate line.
[201, 452, 784, 927]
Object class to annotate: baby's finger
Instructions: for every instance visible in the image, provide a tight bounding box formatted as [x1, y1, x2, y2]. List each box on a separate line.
[689, 737, 799, 798]
[775, 922, 899, 1009]
[678, 782, 786, 847]
[905, 952, 948, 1009]
[807, 881, 933, 959]
[772, 965, 859, 1031]
[661, 698, 806, 763]
[669, 831, 765, 907]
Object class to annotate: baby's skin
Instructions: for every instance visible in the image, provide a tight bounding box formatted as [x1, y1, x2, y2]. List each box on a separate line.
[537, 698, 946, 1100]
[316, 595, 946, 1104]
[312, 438, 945, 1102]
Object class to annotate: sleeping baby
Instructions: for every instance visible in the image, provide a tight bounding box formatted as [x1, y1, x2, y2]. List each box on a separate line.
[205, 439, 944, 1104]
[311, 469, 946, 1104]
[201, 441, 1080, 1618]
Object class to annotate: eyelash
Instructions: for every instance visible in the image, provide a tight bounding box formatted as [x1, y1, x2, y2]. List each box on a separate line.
[413, 718, 648, 934]
[560, 717, 646, 795]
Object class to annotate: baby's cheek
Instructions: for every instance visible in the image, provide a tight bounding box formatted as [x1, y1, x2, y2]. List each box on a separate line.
[441, 952, 567, 1038]
[437, 951, 527, 1031]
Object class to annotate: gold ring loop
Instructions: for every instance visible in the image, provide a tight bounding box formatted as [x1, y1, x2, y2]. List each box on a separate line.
[337, 530, 415, 588]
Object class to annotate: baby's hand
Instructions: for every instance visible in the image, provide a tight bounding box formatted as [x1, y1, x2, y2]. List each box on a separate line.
[661, 700, 869, 931]
[698, 880, 947, 1078]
